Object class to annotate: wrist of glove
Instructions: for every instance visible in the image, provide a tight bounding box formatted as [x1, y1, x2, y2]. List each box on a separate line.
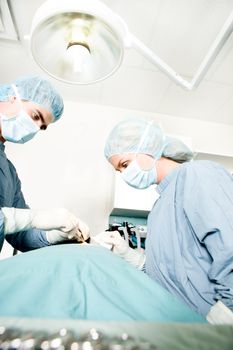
[122, 246, 146, 270]
[45, 230, 70, 244]
[91, 231, 145, 270]
[1, 207, 90, 242]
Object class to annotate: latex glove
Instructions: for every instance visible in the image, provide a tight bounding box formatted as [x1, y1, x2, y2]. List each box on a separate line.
[1, 208, 90, 241]
[206, 301, 233, 324]
[92, 231, 145, 270]
[46, 229, 69, 244]
[46, 220, 90, 244]
[68, 219, 90, 241]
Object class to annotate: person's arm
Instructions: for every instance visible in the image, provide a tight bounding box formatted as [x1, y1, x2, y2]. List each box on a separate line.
[2, 207, 90, 250]
[184, 164, 233, 310]
[0, 211, 6, 251]
[5, 228, 50, 252]
[4, 174, 50, 251]
[5, 174, 89, 251]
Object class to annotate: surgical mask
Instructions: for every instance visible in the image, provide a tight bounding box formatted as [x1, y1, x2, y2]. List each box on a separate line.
[122, 158, 157, 189]
[0, 85, 40, 144]
[121, 120, 161, 189]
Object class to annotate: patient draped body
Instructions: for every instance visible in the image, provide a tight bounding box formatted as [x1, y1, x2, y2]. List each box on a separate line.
[146, 160, 233, 316]
[0, 244, 204, 322]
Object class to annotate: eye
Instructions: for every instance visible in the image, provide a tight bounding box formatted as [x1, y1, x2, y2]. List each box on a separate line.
[32, 111, 40, 121]
[121, 161, 129, 169]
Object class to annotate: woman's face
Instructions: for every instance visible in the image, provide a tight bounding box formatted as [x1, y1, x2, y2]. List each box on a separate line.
[109, 153, 155, 172]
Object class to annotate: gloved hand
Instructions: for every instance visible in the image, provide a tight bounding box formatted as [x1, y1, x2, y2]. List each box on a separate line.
[91, 231, 145, 270]
[46, 219, 90, 244]
[1, 207, 90, 242]
[69, 218, 90, 241]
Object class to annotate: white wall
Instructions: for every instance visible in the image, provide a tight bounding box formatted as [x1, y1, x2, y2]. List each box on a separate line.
[4, 101, 233, 243]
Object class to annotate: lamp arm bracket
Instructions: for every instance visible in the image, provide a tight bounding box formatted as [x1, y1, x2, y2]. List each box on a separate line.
[129, 10, 233, 91]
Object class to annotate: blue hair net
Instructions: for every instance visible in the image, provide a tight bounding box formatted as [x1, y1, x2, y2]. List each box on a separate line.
[0, 75, 64, 122]
[162, 136, 194, 162]
[104, 118, 194, 163]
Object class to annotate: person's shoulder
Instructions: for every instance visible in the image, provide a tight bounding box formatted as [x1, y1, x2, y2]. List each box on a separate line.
[180, 159, 231, 182]
[181, 159, 223, 172]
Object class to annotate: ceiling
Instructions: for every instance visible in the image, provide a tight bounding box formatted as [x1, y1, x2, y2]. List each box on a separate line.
[1, 0, 233, 125]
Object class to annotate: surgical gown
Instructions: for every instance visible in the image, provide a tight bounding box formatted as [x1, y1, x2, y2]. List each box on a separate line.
[0, 142, 49, 252]
[146, 160, 233, 317]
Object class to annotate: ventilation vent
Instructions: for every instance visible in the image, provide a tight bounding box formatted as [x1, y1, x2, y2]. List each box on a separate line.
[0, 0, 18, 41]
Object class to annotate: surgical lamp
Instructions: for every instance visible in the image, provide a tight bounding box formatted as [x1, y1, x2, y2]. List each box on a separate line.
[30, 0, 233, 89]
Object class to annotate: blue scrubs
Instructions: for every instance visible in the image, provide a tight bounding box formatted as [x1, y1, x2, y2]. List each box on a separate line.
[0, 142, 49, 252]
[146, 160, 233, 316]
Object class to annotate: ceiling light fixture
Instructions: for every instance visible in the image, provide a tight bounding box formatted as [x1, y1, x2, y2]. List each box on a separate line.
[30, 0, 233, 90]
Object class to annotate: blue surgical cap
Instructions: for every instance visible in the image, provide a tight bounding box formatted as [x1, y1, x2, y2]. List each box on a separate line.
[104, 118, 194, 163]
[0, 75, 64, 122]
